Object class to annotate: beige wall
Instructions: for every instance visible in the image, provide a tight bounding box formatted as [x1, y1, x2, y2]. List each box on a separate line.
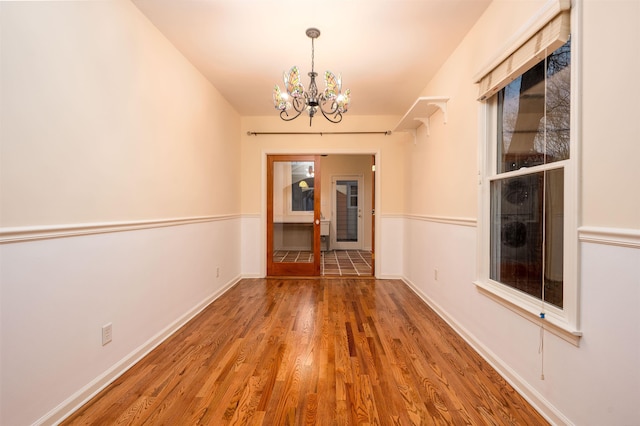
[240, 115, 405, 217]
[581, 0, 640, 229]
[406, 0, 640, 230]
[0, 0, 241, 228]
[2, 0, 635, 231]
[402, 0, 549, 220]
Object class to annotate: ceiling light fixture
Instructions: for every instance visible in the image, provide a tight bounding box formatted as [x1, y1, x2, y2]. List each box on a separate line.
[273, 28, 351, 126]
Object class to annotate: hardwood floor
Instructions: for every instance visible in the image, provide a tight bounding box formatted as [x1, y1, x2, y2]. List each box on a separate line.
[62, 278, 548, 425]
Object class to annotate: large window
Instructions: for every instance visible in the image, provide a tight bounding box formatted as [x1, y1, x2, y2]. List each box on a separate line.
[490, 39, 570, 309]
[476, 7, 579, 341]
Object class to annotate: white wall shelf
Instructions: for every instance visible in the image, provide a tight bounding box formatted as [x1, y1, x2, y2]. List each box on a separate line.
[393, 96, 449, 143]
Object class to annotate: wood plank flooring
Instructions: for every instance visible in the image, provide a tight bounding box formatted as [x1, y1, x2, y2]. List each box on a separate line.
[62, 278, 548, 425]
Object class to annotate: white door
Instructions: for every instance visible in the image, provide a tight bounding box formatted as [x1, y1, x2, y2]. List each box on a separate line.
[331, 175, 363, 250]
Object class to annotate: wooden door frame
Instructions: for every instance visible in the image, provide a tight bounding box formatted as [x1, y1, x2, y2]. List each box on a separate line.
[261, 150, 380, 278]
[370, 154, 376, 275]
[267, 155, 321, 276]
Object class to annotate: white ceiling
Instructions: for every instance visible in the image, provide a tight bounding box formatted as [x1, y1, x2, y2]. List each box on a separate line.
[131, 0, 491, 117]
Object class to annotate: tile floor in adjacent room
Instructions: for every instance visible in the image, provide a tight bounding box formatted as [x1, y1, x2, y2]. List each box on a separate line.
[322, 250, 372, 276]
[272, 250, 372, 276]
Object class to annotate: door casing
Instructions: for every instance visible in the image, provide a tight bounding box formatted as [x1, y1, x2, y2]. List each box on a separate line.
[267, 154, 321, 276]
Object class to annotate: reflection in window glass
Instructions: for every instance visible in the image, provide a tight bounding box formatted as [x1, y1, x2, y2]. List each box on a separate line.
[291, 162, 314, 212]
[490, 169, 564, 308]
[489, 39, 570, 309]
[498, 39, 571, 174]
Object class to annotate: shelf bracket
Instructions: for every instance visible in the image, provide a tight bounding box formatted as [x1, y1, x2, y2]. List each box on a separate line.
[408, 128, 418, 145]
[427, 99, 448, 126]
[393, 96, 449, 144]
[415, 118, 430, 139]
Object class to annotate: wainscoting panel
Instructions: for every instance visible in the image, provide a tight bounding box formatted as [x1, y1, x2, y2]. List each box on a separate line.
[0, 217, 241, 425]
[378, 214, 404, 278]
[240, 214, 263, 277]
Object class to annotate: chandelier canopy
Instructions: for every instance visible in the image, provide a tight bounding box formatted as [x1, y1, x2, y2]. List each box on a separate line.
[273, 28, 351, 126]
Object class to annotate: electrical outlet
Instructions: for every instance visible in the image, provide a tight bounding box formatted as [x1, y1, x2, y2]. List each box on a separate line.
[434, 269, 439, 281]
[216, 267, 220, 278]
[102, 323, 112, 346]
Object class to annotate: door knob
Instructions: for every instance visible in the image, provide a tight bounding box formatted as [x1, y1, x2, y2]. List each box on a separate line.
[315, 219, 320, 225]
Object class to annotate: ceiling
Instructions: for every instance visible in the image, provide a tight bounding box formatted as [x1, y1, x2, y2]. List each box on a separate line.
[131, 0, 492, 117]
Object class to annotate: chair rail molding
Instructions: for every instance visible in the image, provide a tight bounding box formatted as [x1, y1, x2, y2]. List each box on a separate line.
[578, 226, 640, 249]
[0, 215, 241, 244]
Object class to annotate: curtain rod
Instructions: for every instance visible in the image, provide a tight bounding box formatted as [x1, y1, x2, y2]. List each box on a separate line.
[247, 131, 392, 136]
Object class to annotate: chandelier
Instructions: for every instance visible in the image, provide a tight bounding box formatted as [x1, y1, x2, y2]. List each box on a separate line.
[273, 28, 351, 126]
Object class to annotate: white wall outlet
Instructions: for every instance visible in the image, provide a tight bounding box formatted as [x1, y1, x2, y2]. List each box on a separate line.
[102, 323, 112, 346]
[216, 267, 220, 278]
[434, 269, 439, 281]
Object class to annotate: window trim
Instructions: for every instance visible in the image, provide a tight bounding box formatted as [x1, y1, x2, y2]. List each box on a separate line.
[475, 1, 581, 346]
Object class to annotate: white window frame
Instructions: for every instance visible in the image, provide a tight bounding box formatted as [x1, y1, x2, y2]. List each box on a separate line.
[474, 0, 581, 346]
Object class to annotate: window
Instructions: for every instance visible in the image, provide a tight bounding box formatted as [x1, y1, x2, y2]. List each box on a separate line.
[476, 7, 579, 342]
[491, 39, 570, 309]
[348, 183, 358, 208]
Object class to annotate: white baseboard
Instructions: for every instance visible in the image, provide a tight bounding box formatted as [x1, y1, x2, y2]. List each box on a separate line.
[241, 273, 265, 279]
[401, 276, 573, 426]
[37, 275, 241, 426]
[375, 274, 404, 280]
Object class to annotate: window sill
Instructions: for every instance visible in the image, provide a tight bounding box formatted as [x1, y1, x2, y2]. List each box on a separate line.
[474, 280, 582, 346]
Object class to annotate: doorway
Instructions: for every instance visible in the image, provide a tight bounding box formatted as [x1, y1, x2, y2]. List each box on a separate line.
[267, 155, 321, 276]
[267, 154, 374, 277]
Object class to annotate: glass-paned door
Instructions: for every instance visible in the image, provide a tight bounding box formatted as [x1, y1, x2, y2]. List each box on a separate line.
[332, 176, 363, 250]
[267, 155, 321, 276]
